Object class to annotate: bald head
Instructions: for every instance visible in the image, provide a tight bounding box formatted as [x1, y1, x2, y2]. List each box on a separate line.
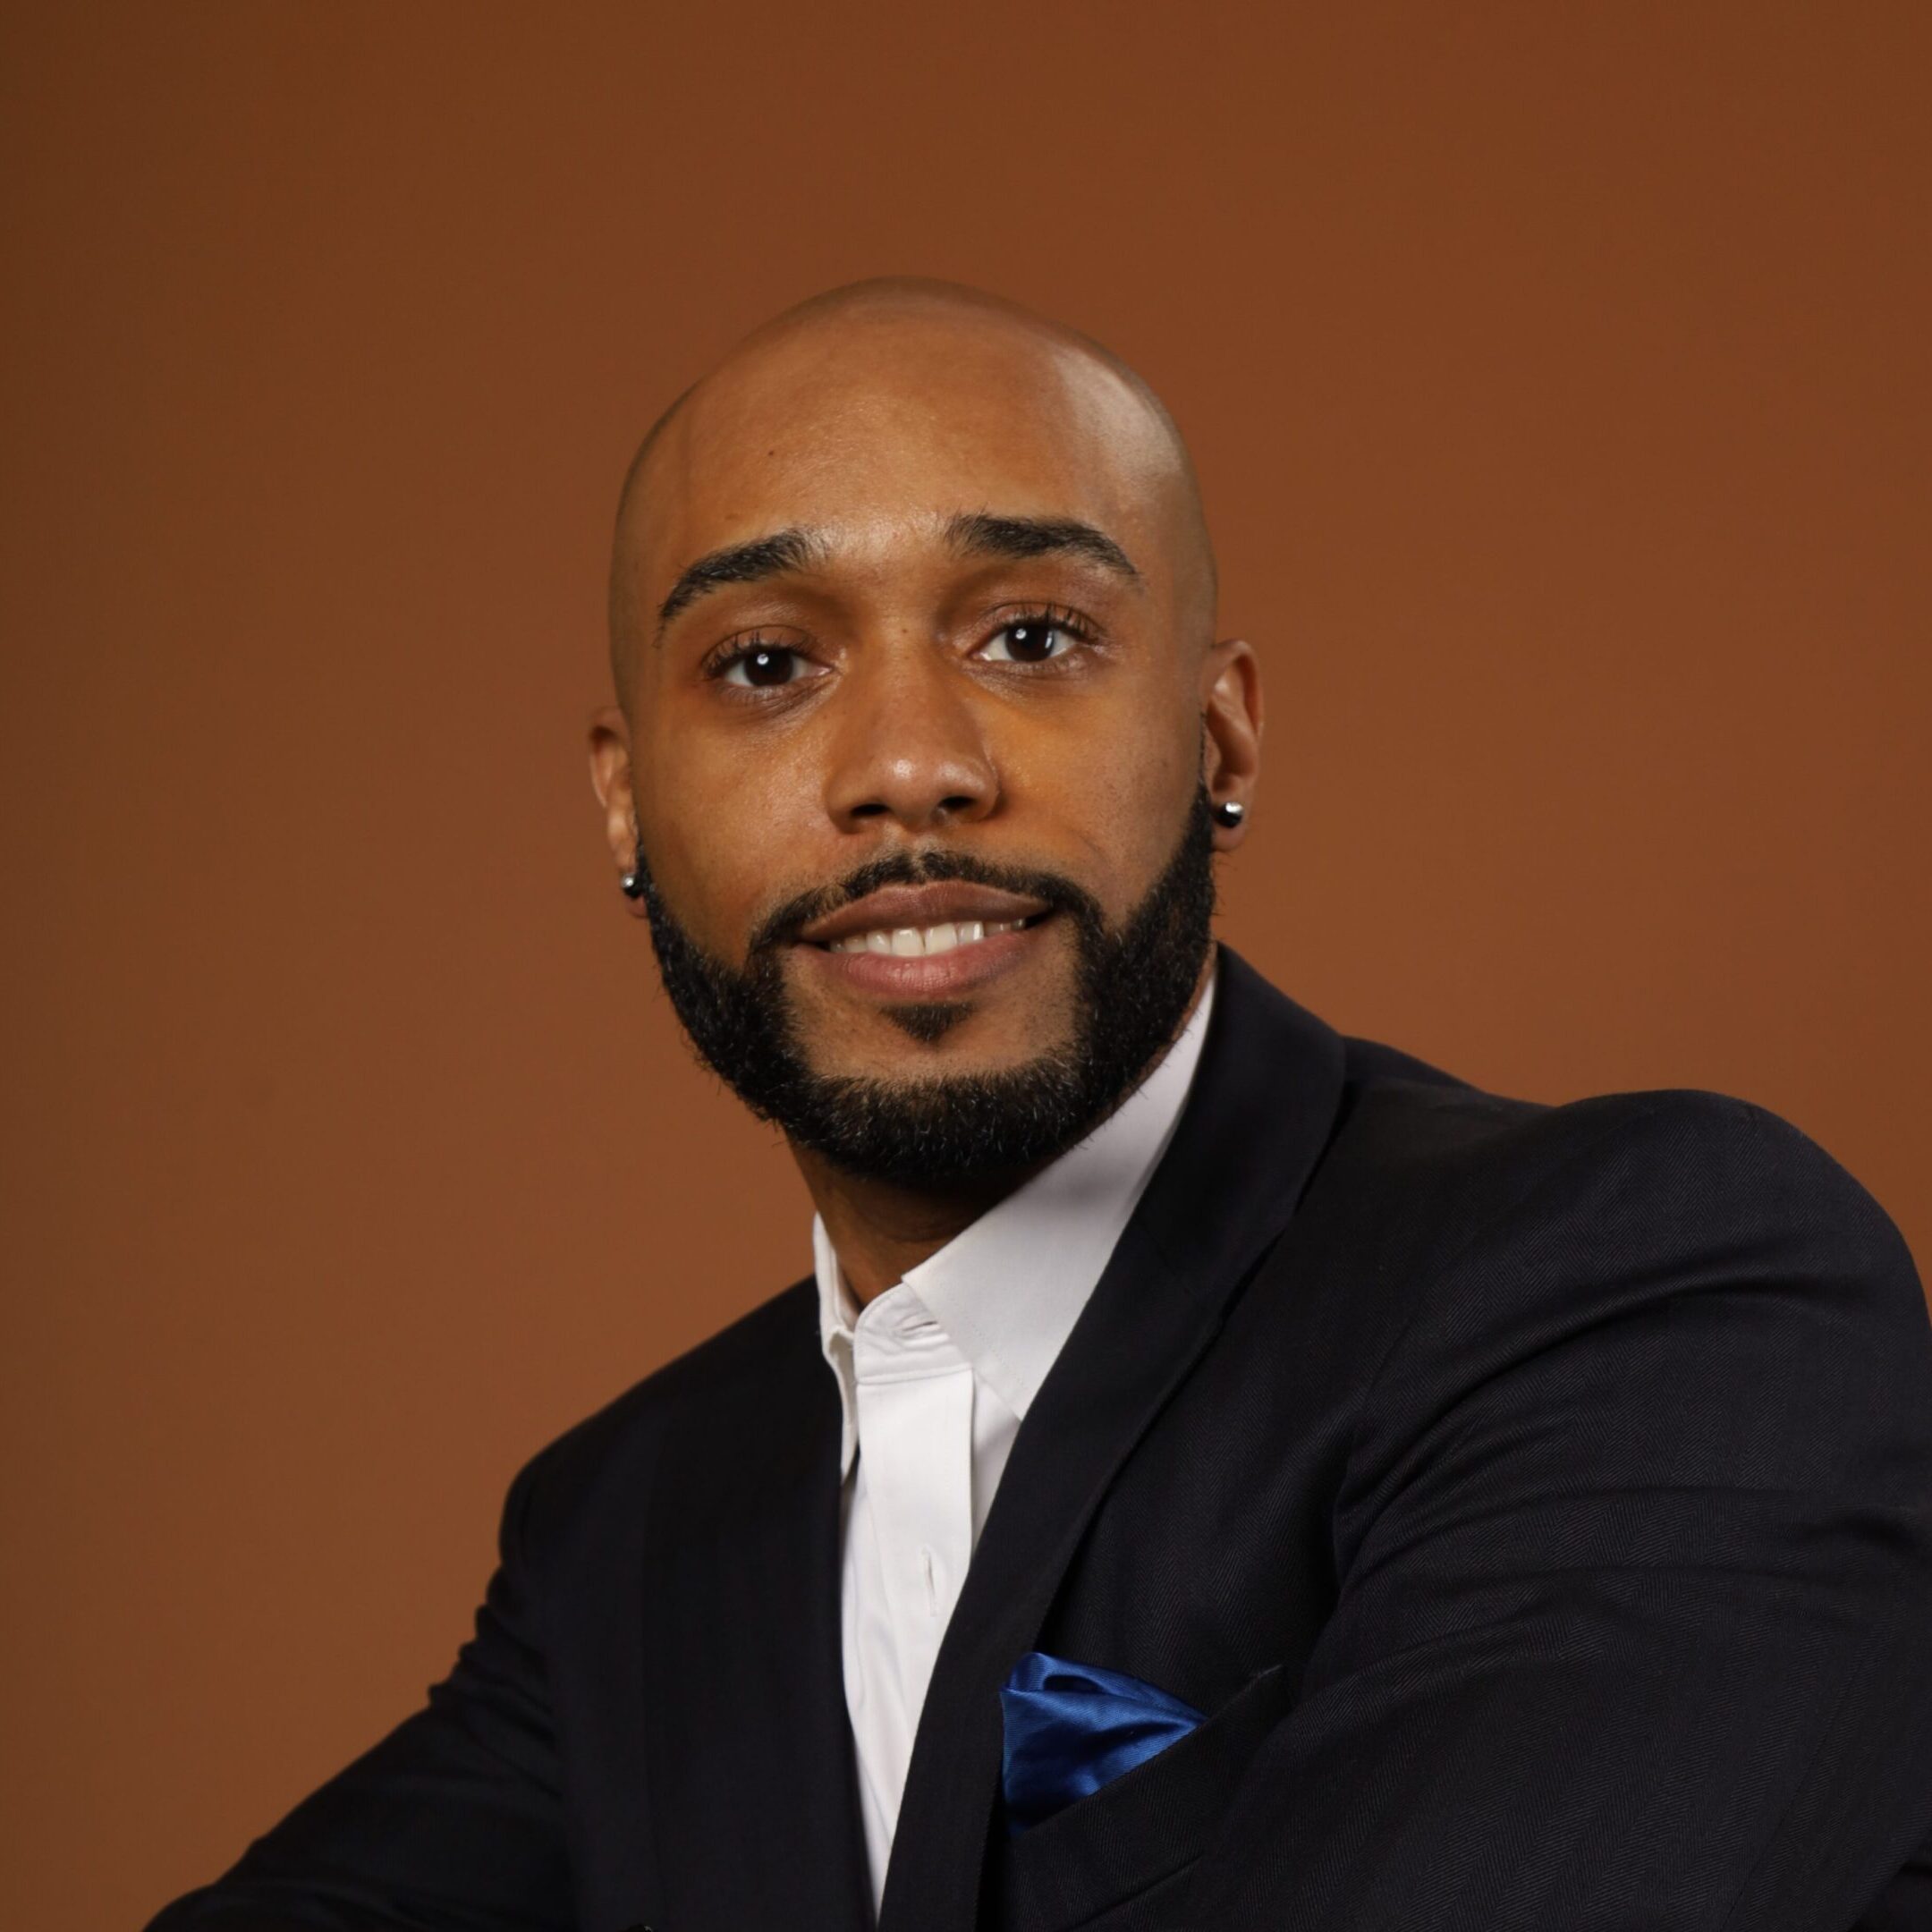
[607, 278, 1217, 701]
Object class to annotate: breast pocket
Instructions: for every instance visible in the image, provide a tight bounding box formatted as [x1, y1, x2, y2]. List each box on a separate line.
[990, 1663, 1292, 1932]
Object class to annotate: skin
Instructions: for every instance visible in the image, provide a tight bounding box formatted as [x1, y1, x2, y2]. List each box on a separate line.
[589, 280, 1263, 1301]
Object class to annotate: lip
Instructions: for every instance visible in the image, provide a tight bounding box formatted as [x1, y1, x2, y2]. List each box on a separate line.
[795, 882, 1053, 947]
[796, 919, 1045, 1000]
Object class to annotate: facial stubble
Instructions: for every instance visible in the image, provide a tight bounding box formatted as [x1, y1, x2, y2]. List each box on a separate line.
[632, 785, 1218, 1187]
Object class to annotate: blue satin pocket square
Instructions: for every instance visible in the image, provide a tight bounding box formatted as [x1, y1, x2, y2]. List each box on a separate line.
[999, 1651, 1205, 1835]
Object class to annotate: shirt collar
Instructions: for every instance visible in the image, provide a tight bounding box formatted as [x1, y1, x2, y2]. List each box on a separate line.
[815, 967, 1217, 1477]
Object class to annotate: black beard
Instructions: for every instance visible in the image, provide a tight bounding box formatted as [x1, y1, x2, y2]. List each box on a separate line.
[632, 786, 1218, 1187]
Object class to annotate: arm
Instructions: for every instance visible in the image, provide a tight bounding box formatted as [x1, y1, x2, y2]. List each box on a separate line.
[145, 1443, 572, 1932]
[1186, 1096, 1932, 1931]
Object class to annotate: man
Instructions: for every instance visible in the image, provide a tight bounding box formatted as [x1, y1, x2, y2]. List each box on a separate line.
[149, 280, 1932, 1931]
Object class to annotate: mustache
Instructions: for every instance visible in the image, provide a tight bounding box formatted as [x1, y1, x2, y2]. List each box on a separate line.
[748, 847, 1105, 955]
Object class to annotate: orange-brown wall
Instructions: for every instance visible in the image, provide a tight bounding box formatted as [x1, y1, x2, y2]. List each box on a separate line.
[3, 5, 1928, 1925]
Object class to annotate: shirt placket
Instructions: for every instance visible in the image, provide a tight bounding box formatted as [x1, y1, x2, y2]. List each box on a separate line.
[851, 1301, 977, 1810]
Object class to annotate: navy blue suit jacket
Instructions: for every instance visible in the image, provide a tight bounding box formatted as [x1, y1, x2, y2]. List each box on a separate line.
[149, 948, 1932, 1930]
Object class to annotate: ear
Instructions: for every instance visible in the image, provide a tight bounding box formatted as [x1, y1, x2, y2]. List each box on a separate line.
[1199, 638, 1262, 851]
[587, 706, 649, 917]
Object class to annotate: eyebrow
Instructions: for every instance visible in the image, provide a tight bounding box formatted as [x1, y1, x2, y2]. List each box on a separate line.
[943, 511, 1143, 586]
[656, 527, 827, 631]
[653, 510, 1143, 638]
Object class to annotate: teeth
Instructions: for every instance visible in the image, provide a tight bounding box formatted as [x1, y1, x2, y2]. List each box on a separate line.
[828, 918, 1026, 956]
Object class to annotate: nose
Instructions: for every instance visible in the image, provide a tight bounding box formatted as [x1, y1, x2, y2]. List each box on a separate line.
[822, 646, 1000, 835]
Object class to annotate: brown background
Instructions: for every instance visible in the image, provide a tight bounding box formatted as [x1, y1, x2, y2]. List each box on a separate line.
[3, 4, 1928, 1925]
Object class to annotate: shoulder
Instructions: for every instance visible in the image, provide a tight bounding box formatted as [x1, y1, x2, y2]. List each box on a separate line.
[1309, 1044, 1931, 1496]
[1327, 1033, 1917, 1285]
[493, 1276, 821, 1555]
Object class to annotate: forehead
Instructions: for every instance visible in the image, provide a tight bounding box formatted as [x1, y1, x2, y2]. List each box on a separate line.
[628, 314, 1185, 597]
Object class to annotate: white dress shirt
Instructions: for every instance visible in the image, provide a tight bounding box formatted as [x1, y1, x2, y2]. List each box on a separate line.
[813, 970, 1216, 1913]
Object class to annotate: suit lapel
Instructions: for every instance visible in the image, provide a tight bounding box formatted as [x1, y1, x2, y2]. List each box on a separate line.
[877, 947, 1347, 1932]
[636, 1292, 872, 1932]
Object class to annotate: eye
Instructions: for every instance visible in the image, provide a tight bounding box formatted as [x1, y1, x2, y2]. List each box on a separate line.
[979, 612, 1089, 665]
[718, 644, 809, 688]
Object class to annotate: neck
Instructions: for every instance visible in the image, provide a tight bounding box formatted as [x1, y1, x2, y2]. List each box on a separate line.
[793, 1148, 1038, 1305]
[794, 954, 1216, 1305]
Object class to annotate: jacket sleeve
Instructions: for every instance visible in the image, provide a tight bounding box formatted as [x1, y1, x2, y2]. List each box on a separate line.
[1182, 1094, 1932, 1931]
[144, 1440, 573, 1932]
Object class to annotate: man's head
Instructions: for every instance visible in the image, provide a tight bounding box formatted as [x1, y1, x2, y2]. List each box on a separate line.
[589, 278, 1261, 1187]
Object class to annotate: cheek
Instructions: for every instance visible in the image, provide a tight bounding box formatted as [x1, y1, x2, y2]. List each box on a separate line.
[633, 722, 826, 946]
[1019, 699, 1199, 899]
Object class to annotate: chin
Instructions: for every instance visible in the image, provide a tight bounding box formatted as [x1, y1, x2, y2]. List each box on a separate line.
[811, 1003, 1071, 1081]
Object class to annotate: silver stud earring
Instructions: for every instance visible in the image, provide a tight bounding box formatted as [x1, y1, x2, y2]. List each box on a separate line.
[619, 845, 647, 899]
[1212, 799, 1246, 829]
